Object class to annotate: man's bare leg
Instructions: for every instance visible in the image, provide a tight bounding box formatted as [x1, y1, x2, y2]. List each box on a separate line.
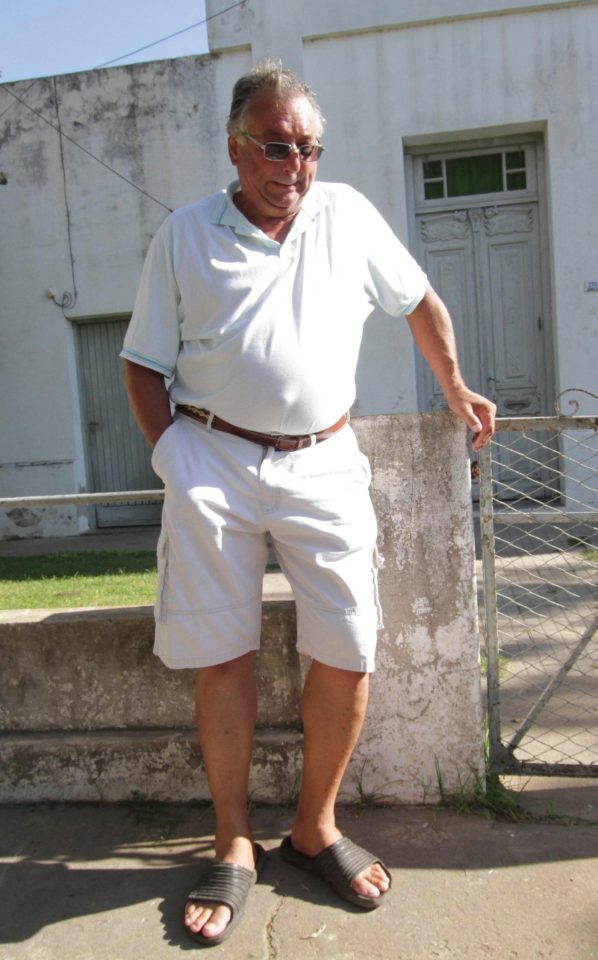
[184, 651, 258, 940]
[290, 660, 390, 899]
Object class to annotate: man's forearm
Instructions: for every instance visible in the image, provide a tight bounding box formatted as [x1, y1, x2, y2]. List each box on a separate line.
[407, 284, 496, 450]
[406, 285, 467, 401]
[123, 359, 172, 447]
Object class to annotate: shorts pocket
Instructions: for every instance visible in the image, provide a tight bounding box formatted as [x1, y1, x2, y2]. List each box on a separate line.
[154, 532, 170, 623]
[150, 420, 178, 480]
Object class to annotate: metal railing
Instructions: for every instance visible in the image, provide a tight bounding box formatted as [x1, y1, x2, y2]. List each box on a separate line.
[479, 415, 598, 776]
[0, 491, 164, 509]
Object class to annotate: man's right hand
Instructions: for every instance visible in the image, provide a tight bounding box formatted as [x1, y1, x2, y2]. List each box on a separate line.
[122, 360, 172, 447]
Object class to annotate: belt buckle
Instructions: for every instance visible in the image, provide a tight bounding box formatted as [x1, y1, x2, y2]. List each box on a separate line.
[274, 436, 295, 452]
[280, 435, 313, 452]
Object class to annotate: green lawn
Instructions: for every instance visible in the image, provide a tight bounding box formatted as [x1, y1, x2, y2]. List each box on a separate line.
[0, 551, 157, 609]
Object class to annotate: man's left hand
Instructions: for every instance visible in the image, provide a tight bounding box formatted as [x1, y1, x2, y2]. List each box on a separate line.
[447, 389, 497, 451]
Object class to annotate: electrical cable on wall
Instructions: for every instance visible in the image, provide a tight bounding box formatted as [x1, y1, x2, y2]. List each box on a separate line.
[52, 76, 78, 313]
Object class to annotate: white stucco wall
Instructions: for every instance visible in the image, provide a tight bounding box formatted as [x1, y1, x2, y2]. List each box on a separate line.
[1, 0, 597, 537]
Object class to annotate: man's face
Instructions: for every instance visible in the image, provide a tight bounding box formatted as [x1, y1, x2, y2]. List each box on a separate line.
[228, 91, 320, 229]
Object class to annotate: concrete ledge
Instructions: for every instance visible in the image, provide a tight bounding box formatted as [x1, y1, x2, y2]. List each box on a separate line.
[0, 728, 303, 803]
[0, 597, 301, 732]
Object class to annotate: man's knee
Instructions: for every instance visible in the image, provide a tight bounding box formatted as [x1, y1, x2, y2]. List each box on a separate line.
[197, 651, 257, 685]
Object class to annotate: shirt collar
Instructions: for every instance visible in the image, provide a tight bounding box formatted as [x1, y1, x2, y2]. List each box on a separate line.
[212, 181, 329, 246]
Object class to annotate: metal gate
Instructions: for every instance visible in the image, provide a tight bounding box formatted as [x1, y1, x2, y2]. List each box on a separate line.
[479, 413, 598, 776]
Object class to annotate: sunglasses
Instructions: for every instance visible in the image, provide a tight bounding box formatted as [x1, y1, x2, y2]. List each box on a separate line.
[241, 131, 324, 162]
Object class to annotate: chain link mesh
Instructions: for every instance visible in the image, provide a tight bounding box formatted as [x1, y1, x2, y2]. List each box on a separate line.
[480, 418, 598, 775]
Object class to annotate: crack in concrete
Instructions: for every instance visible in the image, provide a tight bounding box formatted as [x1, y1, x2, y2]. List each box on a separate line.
[265, 895, 285, 960]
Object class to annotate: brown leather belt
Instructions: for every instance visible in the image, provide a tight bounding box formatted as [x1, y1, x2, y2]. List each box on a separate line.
[175, 405, 348, 451]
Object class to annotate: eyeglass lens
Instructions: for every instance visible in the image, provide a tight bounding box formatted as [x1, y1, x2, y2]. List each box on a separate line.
[264, 142, 323, 161]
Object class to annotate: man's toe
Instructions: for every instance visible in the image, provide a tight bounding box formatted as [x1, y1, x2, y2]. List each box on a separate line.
[352, 871, 381, 899]
[185, 903, 232, 937]
[352, 864, 390, 898]
[206, 906, 232, 938]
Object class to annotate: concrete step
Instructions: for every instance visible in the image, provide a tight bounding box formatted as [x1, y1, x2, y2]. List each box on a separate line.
[0, 574, 305, 802]
[1, 728, 303, 803]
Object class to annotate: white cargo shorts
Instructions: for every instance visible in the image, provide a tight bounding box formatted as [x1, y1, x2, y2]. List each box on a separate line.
[150, 414, 382, 672]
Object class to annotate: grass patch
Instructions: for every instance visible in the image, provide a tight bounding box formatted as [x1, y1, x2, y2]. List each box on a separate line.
[480, 650, 510, 678]
[436, 762, 530, 822]
[0, 551, 157, 609]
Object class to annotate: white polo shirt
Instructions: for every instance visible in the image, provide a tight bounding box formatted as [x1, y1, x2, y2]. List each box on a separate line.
[121, 181, 427, 435]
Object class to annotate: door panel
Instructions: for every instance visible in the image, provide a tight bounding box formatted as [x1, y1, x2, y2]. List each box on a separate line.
[76, 318, 162, 527]
[484, 206, 543, 415]
[417, 211, 481, 408]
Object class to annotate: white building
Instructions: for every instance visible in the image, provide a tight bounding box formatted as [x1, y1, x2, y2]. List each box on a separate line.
[1, 0, 596, 538]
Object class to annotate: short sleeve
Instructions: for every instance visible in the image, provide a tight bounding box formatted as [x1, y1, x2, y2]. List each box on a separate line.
[120, 219, 181, 376]
[357, 192, 428, 317]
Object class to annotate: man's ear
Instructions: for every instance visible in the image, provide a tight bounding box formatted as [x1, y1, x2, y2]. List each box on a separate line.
[228, 134, 239, 166]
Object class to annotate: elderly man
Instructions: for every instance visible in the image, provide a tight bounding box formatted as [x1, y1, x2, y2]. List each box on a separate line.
[122, 60, 495, 945]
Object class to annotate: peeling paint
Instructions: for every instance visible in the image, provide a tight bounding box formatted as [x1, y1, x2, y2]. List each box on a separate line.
[6, 508, 41, 528]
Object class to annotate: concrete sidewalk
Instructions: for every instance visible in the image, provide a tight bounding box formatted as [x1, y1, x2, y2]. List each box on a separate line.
[2, 786, 598, 960]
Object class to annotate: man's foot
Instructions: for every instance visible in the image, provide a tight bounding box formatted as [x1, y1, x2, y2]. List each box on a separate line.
[184, 838, 262, 943]
[283, 827, 391, 906]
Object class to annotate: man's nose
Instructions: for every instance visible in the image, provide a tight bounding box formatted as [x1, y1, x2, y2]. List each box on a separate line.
[282, 146, 303, 168]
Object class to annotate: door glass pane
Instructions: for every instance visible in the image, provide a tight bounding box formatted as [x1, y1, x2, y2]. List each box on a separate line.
[505, 150, 527, 190]
[446, 153, 503, 196]
[505, 150, 525, 170]
[424, 180, 445, 199]
[506, 170, 526, 190]
[423, 160, 445, 199]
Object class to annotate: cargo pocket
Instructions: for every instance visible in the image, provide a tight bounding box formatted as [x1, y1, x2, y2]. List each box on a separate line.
[150, 420, 178, 482]
[372, 545, 384, 630]
[154, 532, 170, 624]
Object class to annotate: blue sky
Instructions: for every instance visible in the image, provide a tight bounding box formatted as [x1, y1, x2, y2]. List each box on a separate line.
[1, 0, 210, 84]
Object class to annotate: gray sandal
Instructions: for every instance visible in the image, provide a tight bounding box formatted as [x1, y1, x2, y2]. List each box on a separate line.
[280, 835, 391, 910]
[184, 843, 266, 947]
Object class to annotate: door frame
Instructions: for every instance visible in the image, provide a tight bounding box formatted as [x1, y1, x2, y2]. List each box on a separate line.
[404, 130, 556, 419]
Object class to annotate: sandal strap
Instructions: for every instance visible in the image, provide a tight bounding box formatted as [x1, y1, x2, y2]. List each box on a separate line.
[187, 861, 256, 917]
[316, 837, 390, 887]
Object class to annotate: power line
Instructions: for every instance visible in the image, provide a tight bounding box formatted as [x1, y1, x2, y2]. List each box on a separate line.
[95, 0, 247, 68]
[0, 1, 250, 209]
[0, 78, 38, 122]
[0, 84, 173, 212]
[0, 1, 248, 111]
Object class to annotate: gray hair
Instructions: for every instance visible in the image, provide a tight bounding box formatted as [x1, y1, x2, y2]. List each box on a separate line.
[227, 58, 326, 138]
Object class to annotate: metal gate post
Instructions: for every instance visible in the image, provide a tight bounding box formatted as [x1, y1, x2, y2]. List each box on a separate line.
[478, 442, 509, 772]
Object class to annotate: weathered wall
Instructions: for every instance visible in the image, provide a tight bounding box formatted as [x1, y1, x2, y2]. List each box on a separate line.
[350, 413, 483, 802]
[0, 414, 483, 804]
[0, 50, 250, 538]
